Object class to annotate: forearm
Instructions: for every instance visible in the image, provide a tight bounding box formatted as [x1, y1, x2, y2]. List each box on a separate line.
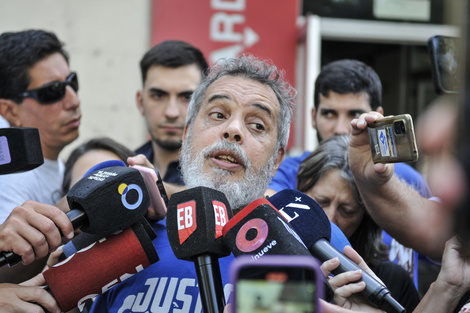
[357, 174, 452, 259]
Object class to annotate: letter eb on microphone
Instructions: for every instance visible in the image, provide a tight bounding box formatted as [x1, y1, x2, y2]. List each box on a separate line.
[166, 186, 233, 313]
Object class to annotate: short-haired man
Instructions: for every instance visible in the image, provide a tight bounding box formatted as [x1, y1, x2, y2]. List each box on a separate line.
[267, 59, 432, 288]
[89, 55, 351, 313]
[0, 30, 81, 224]
[134, 40, 208, 196]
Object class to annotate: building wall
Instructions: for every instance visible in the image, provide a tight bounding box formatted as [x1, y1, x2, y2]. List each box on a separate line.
[0, 0, 151, 160]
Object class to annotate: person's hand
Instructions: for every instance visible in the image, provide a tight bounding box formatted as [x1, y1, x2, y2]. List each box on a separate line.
[127, 154, 154, 169]
[349, 112, 395, 188]
[0, 201, 74, 265]
[436, 236, 470, 293]
[0, 280, 61, 313]
[320, 246, 385, 312]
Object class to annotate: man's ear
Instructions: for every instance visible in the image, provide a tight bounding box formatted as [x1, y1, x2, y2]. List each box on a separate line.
[0, 99, 21, 126]
[375, 106, 384, 115]
[311, 107, 317, 130]
[272, 147, 285, 177]
[136, 90, 145, 116]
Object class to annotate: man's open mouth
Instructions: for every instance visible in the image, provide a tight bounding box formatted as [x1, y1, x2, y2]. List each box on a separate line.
[216, 154, 238, 163]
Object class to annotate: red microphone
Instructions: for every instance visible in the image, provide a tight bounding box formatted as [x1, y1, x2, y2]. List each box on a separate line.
[43, 219, 158, 312]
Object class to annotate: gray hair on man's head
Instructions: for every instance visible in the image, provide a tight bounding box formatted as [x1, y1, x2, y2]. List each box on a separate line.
[185, 55, 296, 150]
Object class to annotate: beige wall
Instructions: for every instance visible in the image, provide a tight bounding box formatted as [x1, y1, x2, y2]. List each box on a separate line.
[0, 0, 152, 160]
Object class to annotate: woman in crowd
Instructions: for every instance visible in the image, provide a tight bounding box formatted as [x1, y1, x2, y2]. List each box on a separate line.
[297, 135, 420, 312]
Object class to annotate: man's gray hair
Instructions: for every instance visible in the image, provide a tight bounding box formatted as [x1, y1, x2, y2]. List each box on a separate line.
[185, 55, 296, 149]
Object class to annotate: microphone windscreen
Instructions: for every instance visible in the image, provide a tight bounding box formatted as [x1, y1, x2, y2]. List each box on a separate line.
[166, 186, 233, 260]
[67, 166, 150, 237]
[43, 221, 159, 312]
[0, 127, 43, 174]
[223, 198, 311, 258]
[267, 189, 331, 247]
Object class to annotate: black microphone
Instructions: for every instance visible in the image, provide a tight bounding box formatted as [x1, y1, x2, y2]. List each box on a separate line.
[166, 186, 233, 313]
[222, 198, 312, 258]
[0, 127, 43, 174]
[0, 165, 150, 267]
[268, 189, 406, 313]
[43, 218, 159, 312]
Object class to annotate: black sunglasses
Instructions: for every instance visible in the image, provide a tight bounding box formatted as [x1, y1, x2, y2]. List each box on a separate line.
[18, 72, 79, 105]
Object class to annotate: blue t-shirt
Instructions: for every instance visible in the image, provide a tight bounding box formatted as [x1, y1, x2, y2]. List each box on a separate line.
[90, 217, 350, 313]
[269, 151, 432, 287]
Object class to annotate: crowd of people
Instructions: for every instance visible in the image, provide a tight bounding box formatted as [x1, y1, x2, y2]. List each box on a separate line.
[0, 28, 469, 313]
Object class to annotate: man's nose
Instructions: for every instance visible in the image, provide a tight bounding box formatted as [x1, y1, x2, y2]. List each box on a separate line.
[334, 116, 352, 135]
[165, 97, 180, 119]
[63, 85, 80, 110]
[222, 118, 244, 144]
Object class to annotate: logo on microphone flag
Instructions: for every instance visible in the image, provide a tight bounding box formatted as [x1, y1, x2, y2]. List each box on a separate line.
[177, 200, 197, 244]
[213, 200, 228, 239]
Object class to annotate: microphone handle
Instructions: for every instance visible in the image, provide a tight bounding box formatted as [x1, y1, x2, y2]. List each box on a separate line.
[194, 254, 226, 313]
[312, 239, 406, 313]
[0, 208, 87, 267]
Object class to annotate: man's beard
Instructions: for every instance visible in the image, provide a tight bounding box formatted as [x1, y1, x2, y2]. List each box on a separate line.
[180, 136, 276, 212]
[153, 137, 182, 151]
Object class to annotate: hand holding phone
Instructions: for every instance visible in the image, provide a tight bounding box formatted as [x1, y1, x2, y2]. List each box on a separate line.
[131, 165, 169, 220]
[368, 113, 419, 164]
[230, 255, 323, 313]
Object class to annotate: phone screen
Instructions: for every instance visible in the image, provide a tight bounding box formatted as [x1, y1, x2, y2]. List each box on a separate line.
[236, 266, 318, 313]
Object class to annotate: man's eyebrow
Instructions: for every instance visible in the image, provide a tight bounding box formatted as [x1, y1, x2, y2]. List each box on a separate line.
[349, 109, 367, 115]
[178, 90, 194, 96]
[207, 94, 273, 117]
[149, 87, 168, 94]
[208, 94, 230, 103]
[252, 103, 272, 118]
[319, 108, 336, 113]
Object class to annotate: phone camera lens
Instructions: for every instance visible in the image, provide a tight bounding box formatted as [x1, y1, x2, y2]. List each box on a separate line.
[394, 121, 406, 134]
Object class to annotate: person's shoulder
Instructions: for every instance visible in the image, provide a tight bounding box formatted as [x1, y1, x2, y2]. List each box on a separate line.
[394, 163, 432, 197]
[281, 151, 311, 167]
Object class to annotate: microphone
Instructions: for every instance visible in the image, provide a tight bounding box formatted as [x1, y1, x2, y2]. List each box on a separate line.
[166, 186, 233, 313]
[43, 218, 159, 312]
[222, 198, 312, 258]
[268, 189, 406, 313]
[0, 127, 43, 174]
[62, 215, 157, 259]
[66, 165, 151, 236]
[0, 165, 151, 267]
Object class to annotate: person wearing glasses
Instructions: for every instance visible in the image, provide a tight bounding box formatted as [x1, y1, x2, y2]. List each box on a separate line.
[0, 29, 81, 224]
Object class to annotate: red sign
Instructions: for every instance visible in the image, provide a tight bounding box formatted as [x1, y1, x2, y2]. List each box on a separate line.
[151, 1, 300, 120]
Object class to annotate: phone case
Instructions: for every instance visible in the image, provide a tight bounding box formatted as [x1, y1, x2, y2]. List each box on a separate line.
[368, 114, 419, 164]
[428, 35, 460, 95]
[229, 255, 323, 313]
[131, 165, 169, 220]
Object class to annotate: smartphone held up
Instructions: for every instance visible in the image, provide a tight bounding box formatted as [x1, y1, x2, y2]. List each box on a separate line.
[368, 114, 419, 164]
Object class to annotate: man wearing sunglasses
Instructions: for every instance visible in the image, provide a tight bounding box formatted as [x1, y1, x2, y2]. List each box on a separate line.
[0, 30, 81, 224]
